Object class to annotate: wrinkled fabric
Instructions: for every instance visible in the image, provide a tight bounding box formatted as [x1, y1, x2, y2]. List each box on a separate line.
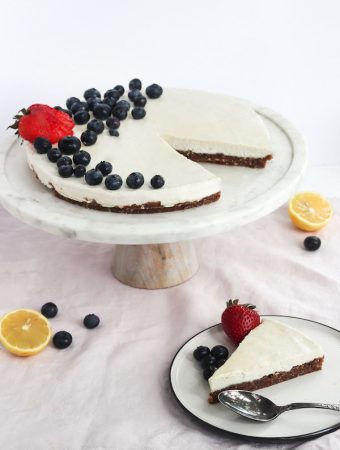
[0, 202, 339, 450]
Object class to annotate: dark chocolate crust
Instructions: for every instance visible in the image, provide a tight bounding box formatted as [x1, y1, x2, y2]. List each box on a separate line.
[177, 151, 273, 168]
[208, 356, 324, 404]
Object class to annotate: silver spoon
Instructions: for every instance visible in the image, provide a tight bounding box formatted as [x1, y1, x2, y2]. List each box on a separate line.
[218, 390, 340, 422]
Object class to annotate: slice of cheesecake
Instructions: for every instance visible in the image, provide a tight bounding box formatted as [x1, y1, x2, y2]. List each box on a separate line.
[208, 319, 324, 403]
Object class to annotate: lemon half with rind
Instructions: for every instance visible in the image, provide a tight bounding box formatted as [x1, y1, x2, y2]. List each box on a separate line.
[288, 192, 333, 231]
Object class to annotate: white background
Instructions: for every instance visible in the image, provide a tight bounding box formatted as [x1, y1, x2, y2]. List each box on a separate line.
[1, 0, 340, 169]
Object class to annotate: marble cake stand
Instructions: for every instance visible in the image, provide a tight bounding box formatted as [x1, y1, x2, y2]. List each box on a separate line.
[0, 105, 307, 289]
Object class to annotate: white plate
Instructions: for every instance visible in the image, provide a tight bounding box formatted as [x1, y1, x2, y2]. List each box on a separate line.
[169, 316, 340, 443]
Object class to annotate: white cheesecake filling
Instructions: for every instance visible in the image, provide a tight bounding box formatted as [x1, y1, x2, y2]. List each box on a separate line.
[209, 319, 323, 393]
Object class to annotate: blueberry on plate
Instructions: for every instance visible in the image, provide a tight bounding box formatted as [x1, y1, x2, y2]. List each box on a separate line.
[81, 129, 97, 146]
[87, 119, 105, 134]
[215, 358, 227, 368]
[41, 302, 58, 318]
[47, 147, 62, 163]
[126, 172, 144, 189]
[103, 97, 117, 108]
[73, 150, 91, 166]
[105, 174, 122, 190]
[193, 346, 210, 361]
[93, 103, 112, 120]
[146, 83, 163, 99]
[56, 156, 72, 167]
[84, 88, 101, 100]
[200, 354, 216, 369]
[66, 97, 80, 109]
[129, 78, 142, 90]
[58, 165, 73, 178]
[58, 136, 81, 155]
[150, 175, 165, 189]
[74, 164, 86, 178]
[70, 101, 89, 114]
[131, 107, 146, 120]
[203, 365, 217, 381]
[211, 345, 229, 359]
[104, 89, 120, 100]
[85, 169, 103, 186]
[116, 100, 131, 111]
[96, 161, 112, 176]
[134, 95, 147, 107]
[304, 236, 321, 251]
[53, 331, 72, 349]
[34, 137, 52, 154]
[83, 314, 100, 329]
[73, 110, 90, 125]
[109, 129, 119, 137]
[54, 106, 72, 117]
[106, 117, 120, 129]
[114, 85, 125, 96]
[112, 106, 128, 120]
[128, 89, 141, 102]
[86, 96, 102, 111]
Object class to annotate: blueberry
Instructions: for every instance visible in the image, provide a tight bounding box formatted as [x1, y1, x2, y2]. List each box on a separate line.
[193, 346, 210, 361]
[81, 129, 97, 146]
[114, 85, 125, 96]
[74, 110, 90, 125]
[129, 78, 142, 90]
[116, 100, 131, 111]
[112, 106, 128, 120]
[74, 164, 86, 178]
[70, 101, 89, 114]
[211, 345, 229, 359]
[85, 169, 103, 186]
[54, 106, 72, 117]
[58, 165, 73, 178]
[203, 365, 217, 381]
[105, 174, 122, 190]
[41, 302, 58, 318]
[134, 96, 147, 107]
[146, 83, 163, 99]
[66, 97, 80, 109]
[215, 358, 227, 368]
[132, 107, 146, 120]
[34, 137, 52, 154]
[93, 103, 112, 120]
[56, 156, 72, 167]
[83, 314, 100, 329]
[58, 136, 81, 155]
[47, 147, 62, 162]
[73, 150, 91, 166]
[109, 129, 119, 137]
[150, 175, 165, 189]
[96, 161, 112, 176]
[103, 97, 116, 108]
[126, 172, 144, 189]
[87, 119, 105, 134]
[304, 236, 321, 251]
[200, 354, 216, 369]
[86, 96, 102, 111]
[106, 117, 120, 129]
[104, 89, 120, 100]
[53, 331, 72, 349]
[128, 89, 141, 102]
[84, 88, 101, 100]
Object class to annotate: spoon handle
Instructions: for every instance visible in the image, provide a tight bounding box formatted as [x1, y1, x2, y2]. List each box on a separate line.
[283, 402, 340, 412]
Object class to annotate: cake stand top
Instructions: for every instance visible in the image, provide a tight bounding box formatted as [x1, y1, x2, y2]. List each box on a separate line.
[0, 104, 307, 245]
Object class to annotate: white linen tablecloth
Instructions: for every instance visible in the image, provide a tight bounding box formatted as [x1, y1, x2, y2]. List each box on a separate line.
[0, 200, 339, 450]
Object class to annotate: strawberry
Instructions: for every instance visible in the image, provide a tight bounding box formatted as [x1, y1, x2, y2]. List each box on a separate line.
[8, 104, 74, 144]
[221, 299, 261, 345]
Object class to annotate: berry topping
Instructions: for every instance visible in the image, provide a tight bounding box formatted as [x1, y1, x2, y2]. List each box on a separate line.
[41, 302, 58, 318]
[87, 119, 105, 134]
[93, 103, 112, 120]
[73, 110, 90, 125]
[73, 150, 91, 166]
[96, 161, 112, 176]
[103, 97, 117, 109]
[81, 129, 97, 146]
[104, 89, 120, 100]
[215, 358, 227, 368]
[66, 97, 80, 109]
[70, 101, 89, 114]
[84, 88, 101, 100]
[9, 104, 74, 144]
[56, 156, 72, 167]
[109, 129, 119, 137]
[83, 314, 100, 329]
[113, 85, 125, 96]
[150, 175, 165, 189]
[58, 136, 81, 155]
[85, 169, 103, 186]
[134, 95, 147, 107]
[74, 164, 86, 178]
[129, 78, 142, 90]
[105, 174, 123, 190]
[211, 345, 229, 359]
[116, 100, 131, 111]
[58, 164, 73, 178]
[221, 299, 261, 345]
[200, 354, 217, 369]
[47, 147, 62, 162]
[126, 172, 144, 189]
[106, 117, 120, 129]
[193, 346, 210, 361]
[54, 106, 72, 117]
[86, 96, 102, 111]
[34, 137, 52, 154]
[146, 84, 163, 99]
[304, 236, 321, 251]
[131, 107, 146, 120]
[128, 89, 141, 102]
[112, 106, 128, 120]
[53, 331, 72, 349]
[203, 365, 217, 381]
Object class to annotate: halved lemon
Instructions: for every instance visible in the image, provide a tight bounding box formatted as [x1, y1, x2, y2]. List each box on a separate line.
[0, 309, 51, 356]
[288, 192, 333, 231]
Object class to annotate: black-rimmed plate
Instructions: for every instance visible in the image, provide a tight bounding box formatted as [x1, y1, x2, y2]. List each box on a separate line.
[169, 315, 340, 443]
